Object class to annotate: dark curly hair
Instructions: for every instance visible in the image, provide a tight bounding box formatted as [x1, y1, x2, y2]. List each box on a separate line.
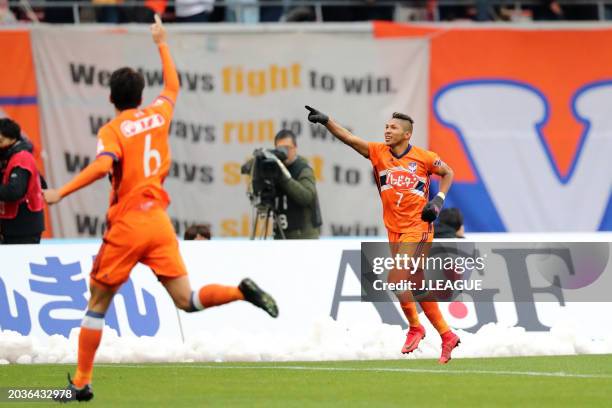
[110, 67, 145, 111]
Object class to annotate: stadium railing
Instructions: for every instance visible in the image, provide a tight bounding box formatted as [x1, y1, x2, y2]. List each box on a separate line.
[6, 0, 612, 24]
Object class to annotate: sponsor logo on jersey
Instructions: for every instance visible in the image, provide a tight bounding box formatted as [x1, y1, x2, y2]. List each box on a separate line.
[380, 167, 426, 195]
[120, 113, 165, 138]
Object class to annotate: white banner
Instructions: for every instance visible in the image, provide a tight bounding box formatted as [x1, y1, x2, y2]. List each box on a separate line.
[2, 238, 611, 342]
[31, 26, 429, 238]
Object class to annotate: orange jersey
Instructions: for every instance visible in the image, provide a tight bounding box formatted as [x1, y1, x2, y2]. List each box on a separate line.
[96, 97, 174, 220]
[56, 43, 185, 289]
[95, 44, 178, 222]
[369, 142, 442, 234]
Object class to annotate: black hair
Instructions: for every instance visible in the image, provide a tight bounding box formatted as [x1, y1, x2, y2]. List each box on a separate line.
[438, 208, 464, 232]
[0, 118, 22, 141]
[391, 112, 414, 133]
[110, 67, 145, 111]
[274, 129, 297, 147]
[184, 224, 212, 240]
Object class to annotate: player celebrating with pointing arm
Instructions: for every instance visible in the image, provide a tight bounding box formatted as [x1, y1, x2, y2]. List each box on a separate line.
[305, 106, 460, 364]
[44, 16, 278, 402]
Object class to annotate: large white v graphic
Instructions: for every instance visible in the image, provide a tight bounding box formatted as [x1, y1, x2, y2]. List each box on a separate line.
[435, 81, 612, 231]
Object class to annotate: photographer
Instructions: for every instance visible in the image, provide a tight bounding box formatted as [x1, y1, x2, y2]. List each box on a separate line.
[271, 130, 322, 239]
[243, 130, 322, 239]
[0, 118, 45, 244]
[274, 130, 322, 239]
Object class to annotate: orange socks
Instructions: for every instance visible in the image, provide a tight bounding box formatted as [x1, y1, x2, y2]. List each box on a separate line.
[400, 301, 450, 334]
[420, 301, 450, 335]
[73, 311, 104, 388]
[400, 301, 421, 327]
[191, 284, 244, 310]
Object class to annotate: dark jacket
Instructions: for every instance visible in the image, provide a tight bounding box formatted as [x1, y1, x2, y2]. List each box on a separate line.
[0, 138, 45, 242]
[274, 156, 322, 239]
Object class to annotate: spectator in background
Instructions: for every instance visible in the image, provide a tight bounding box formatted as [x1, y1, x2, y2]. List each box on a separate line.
[439, 1, 495, 21]
[93, 0, 122, 23]
[534, 0, 563, 20]
[433, 208, 464, 239]
[0, 118, 45, 244]
[322, 0, 392, 23]
[175, 0, 214, 22]
[259, 0, 284, 22]
[44, 0, 78, 23]
[225, 0, 259, 23]
[184, 224, 211, 240]
[0, 0, 17, 24]
[474, 0, 495, 21]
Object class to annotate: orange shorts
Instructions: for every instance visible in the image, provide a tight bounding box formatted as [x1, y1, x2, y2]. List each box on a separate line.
[387, 230, 433, 244]
[387, 230, 433, 296]
[387, 230, 433, 259]
[91, 207, 187, 290]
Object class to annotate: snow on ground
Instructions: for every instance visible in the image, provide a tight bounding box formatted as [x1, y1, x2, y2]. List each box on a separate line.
[1, 318, 611, 364]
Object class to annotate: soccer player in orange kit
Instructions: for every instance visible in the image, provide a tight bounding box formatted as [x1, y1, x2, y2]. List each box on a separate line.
[305, 106, 460, 364]
[44, 16, 278, 402]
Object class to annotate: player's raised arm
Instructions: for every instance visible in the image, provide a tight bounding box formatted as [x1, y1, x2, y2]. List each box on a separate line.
[43, 155, 114, 205]
[305, 106, 370, 158]
[151, 14, 179, 104]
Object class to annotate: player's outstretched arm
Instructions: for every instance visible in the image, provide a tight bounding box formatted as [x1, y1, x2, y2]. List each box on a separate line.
[43, 155, 114, 205]
[151, 14, 179, 104]
[305, 106, 369, 158]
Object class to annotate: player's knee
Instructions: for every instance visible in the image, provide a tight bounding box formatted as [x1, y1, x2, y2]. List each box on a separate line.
[161, 276, 195, 311]
[88, 281, 116, 312]
[173, 293, 193, 312]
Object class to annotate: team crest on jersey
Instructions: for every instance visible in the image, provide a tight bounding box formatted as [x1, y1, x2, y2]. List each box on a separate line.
[120, 113, 165, 138]
[408, 161, 418, 173]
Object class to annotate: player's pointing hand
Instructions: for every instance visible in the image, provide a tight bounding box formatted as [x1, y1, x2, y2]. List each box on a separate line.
[151, 14, 167, 45]
[305, 106, 329, 125]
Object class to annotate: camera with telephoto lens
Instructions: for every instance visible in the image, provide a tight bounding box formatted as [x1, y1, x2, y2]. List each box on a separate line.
[241, 147, 289, 211]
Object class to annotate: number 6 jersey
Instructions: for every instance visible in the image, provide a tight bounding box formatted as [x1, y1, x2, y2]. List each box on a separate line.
[95, 94, 174, 222]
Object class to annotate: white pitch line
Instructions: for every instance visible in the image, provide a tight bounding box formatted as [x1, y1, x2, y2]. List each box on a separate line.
[95, 364, 612, 379]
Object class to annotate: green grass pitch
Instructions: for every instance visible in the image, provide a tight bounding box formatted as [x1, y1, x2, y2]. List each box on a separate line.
[1, 355, 611, 407]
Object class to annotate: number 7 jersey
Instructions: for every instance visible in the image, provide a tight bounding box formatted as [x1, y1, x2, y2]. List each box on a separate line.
[95, 95, 175, 221]
[368, 142, 443, 234]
